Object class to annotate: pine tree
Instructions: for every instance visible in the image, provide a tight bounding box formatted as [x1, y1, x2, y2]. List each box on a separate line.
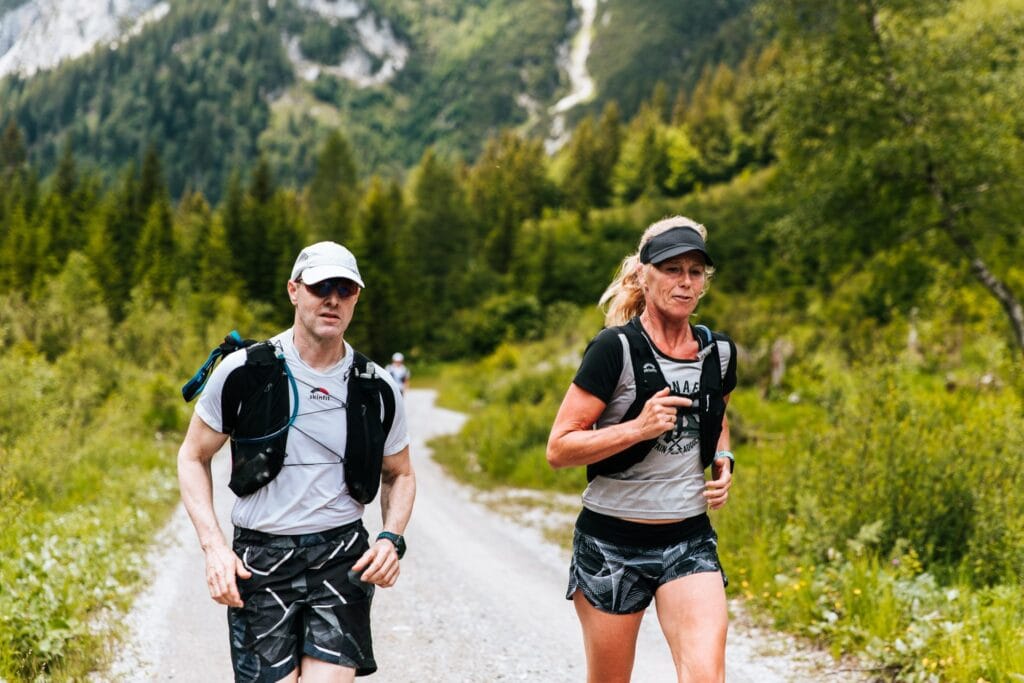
[220, 170, 246, 282]
[133, 195, 176, 301]
[561, 117, 599, 213]
[238, 158, 278, 302]
[305, 131, 360, 243]
[467, 132, 551, 275]
[96, 163, 146, 317]
[404, 149, 473, 345]
[0, 120, 27, 175]
[593, 102, 622, 204]
[613, 103, 669, 202]
[350, 176, 405, 360]
[196, 213, 237, 299]
[45, 140, 82, 263]
[138, 144, 165, 215]
[174, 190, 212, 284]
[0, 205, 35, 291]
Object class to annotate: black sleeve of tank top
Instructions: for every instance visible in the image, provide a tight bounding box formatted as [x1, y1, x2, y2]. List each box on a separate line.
[572, 328, 625, 404]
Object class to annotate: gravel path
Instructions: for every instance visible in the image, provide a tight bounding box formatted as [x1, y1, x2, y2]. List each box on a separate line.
[103, 389, 863, 682]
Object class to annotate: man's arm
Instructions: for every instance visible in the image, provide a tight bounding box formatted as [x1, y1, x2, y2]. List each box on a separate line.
[177, 412, 251, 606]
[351, 446, 415, 587]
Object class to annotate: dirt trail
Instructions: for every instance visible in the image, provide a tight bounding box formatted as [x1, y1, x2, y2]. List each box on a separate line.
[104, 389, 861, 682]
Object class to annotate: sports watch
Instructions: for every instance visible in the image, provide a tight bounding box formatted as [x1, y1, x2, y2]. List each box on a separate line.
[377, 531, 407, 559]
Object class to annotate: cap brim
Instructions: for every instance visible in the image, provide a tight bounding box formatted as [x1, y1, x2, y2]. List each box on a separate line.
[299, 265, 365, 288]
[648, 245, 714, 267]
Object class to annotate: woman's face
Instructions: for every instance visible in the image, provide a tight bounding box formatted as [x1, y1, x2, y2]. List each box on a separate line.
[641, 253, 707, 320]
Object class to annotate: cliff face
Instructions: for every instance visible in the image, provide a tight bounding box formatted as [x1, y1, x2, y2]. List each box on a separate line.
[0, 0, 167, 78]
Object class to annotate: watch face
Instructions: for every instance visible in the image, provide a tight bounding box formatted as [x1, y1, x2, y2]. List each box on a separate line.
[380, 532, 406, 558]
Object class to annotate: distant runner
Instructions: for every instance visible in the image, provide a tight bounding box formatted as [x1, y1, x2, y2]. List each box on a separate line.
[384, 352, 410, 395]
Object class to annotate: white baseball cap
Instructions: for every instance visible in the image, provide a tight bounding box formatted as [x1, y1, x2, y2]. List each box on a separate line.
[290, 241, 365, 288]
[392, 352, 404, 362]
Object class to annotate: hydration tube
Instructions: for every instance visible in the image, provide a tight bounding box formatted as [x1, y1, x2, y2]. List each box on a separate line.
[233, 350, 300, 444]
[181, 330, 246, 402]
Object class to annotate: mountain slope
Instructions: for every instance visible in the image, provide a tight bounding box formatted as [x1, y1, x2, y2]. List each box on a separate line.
[0, 0, 756, 200]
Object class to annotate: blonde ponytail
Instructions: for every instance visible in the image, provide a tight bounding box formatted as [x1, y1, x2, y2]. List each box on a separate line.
[599, 254, 645, 327]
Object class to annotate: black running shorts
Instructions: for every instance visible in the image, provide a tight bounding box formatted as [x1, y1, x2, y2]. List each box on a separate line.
[566, 510, 727, 615]
[228, 521, 376, 682]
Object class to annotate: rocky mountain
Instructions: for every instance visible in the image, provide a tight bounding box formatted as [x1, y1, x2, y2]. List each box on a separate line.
[0, 0, 168, 78]
[0, 0, 755, 200]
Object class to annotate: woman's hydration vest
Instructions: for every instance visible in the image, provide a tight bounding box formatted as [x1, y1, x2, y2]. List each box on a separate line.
[586, 317, 729, 482]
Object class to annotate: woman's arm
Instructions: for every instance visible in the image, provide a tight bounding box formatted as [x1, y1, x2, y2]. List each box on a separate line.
[546, 385, 692, 469]
[704, 394, 733, 510]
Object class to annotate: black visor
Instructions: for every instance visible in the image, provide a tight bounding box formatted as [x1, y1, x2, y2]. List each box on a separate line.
[639, 226, 714, 266]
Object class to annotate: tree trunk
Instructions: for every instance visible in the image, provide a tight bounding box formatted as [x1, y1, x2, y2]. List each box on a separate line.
[928, 168, 1024, 355]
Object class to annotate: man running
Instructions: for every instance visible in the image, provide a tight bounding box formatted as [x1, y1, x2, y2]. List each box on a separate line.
[178, 241, 415, 681]
[384, 353, 410, 395]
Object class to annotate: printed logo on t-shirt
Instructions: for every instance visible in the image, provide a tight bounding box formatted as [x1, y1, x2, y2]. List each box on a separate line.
[652, 378, 699, 456]
[309, 387, 332, 401]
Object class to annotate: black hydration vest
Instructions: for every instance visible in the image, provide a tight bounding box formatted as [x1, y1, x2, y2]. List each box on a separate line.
[183, 333, 395, 502]
[586, 317, 729, 482]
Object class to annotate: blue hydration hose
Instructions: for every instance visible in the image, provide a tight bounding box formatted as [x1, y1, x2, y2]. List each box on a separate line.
[182, 332, 299, 443]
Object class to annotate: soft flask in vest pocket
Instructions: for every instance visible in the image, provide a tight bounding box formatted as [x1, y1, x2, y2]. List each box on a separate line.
[225, 343, 296, 497]
[343, 357, 390, 504]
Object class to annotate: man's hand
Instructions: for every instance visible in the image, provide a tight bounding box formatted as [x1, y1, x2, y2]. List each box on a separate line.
[703, 458, 733, 510]
[204, 542, 252, 607]
[351, 539, 401, 588]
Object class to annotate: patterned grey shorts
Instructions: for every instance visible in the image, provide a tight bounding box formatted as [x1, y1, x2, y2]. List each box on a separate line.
[228, 521, 376, 682]
[566, 526, 726, 615]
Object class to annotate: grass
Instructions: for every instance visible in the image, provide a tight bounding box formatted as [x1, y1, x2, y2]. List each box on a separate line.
[0, 291, 260, 680]
[0, 410, 181, 680]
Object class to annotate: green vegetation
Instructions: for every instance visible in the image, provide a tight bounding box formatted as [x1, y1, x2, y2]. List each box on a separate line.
[585, 0, 758, 122]
[1, 0, 1022, 679]
[0, 272, 271, 679]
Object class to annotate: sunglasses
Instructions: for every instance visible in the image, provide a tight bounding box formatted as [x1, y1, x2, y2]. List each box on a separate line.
[300, 278, 359, 299]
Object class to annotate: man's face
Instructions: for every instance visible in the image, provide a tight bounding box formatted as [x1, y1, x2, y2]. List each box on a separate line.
[288, 277, 361, 342]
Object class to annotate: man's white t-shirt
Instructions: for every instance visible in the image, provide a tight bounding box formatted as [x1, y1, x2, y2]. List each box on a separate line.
[195, 329, 409, 534]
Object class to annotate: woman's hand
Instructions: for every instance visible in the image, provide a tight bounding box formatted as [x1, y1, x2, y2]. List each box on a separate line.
[635, 387, 692, 440]
[704, 458, 733, 510]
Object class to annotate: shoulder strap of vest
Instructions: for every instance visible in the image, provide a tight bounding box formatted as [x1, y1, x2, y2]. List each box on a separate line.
[245, 340, 280, 366]
[585, 318, 666, 481]
[231, 340, 298, 444]
[620, 317, 667, 398]
[694, 325, 725, 468]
